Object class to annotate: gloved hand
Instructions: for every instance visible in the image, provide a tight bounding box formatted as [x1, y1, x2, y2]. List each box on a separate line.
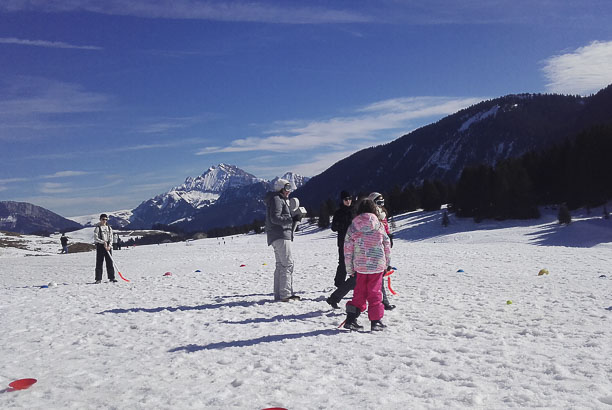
[292, 214, 302, 222]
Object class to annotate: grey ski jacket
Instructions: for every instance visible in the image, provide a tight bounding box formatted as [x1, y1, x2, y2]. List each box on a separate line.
[265, 191, 294, 246]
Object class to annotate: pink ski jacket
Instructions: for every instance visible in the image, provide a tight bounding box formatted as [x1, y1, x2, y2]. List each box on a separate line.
[344, 212, 391, 275]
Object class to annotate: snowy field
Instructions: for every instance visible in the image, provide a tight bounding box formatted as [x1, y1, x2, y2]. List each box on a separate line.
[1, 209, 611, 409]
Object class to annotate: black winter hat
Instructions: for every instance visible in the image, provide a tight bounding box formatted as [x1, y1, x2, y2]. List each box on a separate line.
[340, 190, 351, 200]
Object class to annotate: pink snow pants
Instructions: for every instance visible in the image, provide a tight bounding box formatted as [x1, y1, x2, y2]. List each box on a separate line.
[347, 272, 384, 320]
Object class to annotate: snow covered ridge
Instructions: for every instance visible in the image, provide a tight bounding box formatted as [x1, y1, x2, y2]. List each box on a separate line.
[459, 104, 500, 132]
[147, 164, 260, 211]
[4, 165, 309, 233]
[127, 164, 309, 229]
[1, 207, 611, 409]
[69, 209, 133, 227]
[177, 163, 263, 193]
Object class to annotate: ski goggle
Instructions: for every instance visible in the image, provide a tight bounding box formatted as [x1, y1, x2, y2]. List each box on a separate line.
[375, 198, 384, 206]
[283, 183, 292, 192]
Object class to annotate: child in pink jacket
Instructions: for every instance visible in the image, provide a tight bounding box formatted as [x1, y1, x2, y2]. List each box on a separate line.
[343, 199, 391, 331]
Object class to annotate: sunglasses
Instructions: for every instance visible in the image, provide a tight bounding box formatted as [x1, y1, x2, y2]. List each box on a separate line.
[343, 197, 352, 201]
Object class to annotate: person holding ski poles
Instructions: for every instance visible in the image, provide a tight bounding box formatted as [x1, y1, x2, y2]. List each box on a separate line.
[93, 214, 116, 284]
[342, 199, 391, 332]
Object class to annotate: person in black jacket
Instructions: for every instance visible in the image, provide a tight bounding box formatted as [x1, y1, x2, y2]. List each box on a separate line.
[326, 192, 397, 311]
[331, 190, 354, 286]
[326, 190, 355, 308]
[60, 233, 69, 254]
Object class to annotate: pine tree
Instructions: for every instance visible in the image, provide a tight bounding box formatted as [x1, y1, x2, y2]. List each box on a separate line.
[318, 203, 330, 228]
[421, 179, 442, 211]
[558, 204, 571, 224]
[442, 210, 450, 227]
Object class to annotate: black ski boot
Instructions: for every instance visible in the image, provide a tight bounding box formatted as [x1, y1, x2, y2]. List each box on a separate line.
[343, 306, 363, 331]
[326, 297, 340, 309]
[371, 320, 386, 332]
[383, 302, 396, 311]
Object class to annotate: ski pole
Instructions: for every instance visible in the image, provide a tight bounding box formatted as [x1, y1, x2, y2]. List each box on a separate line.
[105, 248, 130, 282]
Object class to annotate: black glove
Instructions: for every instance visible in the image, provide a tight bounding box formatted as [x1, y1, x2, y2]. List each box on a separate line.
[292, 214, 302, 222]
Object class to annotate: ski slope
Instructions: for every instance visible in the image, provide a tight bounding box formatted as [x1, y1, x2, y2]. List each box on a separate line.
[1, 208, 611, 409]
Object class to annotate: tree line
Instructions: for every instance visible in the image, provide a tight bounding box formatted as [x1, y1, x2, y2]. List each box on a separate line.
[312, 124, 612, 225]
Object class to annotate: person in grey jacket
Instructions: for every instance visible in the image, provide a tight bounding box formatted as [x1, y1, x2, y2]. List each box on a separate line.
[93, 213, 116, 283]
[265, 178, 301, 302]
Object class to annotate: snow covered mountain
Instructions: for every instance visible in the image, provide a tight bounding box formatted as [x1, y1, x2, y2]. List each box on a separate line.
[295, 84, 612, 208]
[128, 164, 308, 230]
[0, 201, 82, 234]
[69, 209, 133, 228]
[171, 171, 310, 232]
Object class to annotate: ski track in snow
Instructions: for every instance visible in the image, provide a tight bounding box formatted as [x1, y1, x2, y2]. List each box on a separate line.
[1, 210, 611, 409]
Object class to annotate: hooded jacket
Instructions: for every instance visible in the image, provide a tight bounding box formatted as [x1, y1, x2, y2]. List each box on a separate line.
[344, 212, 391, 275]
[265, 191, 294, 246]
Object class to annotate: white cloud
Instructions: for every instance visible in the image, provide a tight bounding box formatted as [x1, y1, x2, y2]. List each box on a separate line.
[543, 40, 612, 95]
[0, 77, 112, 141]
[0, 177, 28, 184]
[39, 182, 73, 194]
[291, 149, 366, 179]
[0, 37, 101, 50]
[1, 0, 370, 24]
[42, 171, 92, 179]
[0, 77, 110, 116]
[196, 96, 482, 155]
[137, 116, 206, 134]
[3, 0, 608, 27]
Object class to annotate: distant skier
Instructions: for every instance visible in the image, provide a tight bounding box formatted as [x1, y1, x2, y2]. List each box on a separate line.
[265, 178, 302, 302]
[93, 214, 116, 284]
[60, 233, 69, 254]
[342, 199, 391, 331]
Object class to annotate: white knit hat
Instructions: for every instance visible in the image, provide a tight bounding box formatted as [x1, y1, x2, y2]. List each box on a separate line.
[274, 178, 292, 192]
[367, 192, 382, 202]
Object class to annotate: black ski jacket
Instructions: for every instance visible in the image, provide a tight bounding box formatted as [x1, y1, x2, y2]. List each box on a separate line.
[331, 203, 354, 247]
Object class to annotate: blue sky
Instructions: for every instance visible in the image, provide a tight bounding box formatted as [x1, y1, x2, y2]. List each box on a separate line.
[1, 1, 611, 217]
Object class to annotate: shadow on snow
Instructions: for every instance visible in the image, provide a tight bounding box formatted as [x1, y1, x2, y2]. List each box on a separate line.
[168, 329, 339, 352]
[222, 309, 339, 325]
[98, 298, 274, 314]
[391, 209, 611, 248]
[526, 218, 612, 248]
[98, 292, 331, 315]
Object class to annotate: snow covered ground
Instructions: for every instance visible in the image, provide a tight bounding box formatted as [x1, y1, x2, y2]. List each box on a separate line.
[1, 209, 611, 409]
